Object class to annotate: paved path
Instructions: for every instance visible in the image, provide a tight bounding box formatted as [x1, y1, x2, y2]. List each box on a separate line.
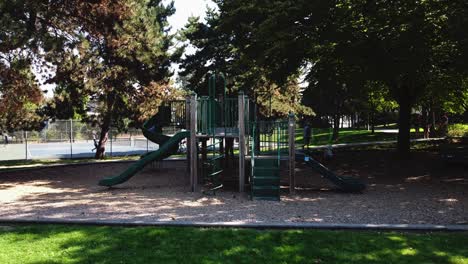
[1, 218, 467, 231]
[309, 137, 444, 150]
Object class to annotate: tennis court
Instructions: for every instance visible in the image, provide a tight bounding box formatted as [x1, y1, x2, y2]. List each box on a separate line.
[0, 138, 160, 161]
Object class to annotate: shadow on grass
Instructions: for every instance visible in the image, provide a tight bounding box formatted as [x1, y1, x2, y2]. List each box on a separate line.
[295, 129, 399, 146]
[293, 128, 435, 147]
[0, 225, 467, 264]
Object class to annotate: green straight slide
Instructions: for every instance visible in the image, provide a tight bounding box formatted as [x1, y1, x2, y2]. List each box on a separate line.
[98, 114, 189, 187]
[297, 153, 366, 192]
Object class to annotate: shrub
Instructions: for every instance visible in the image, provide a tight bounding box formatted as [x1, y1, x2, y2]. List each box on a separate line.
[447, 123, 468, 137]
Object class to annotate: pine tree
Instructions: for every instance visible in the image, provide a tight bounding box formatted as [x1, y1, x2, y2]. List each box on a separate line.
[44, 0, 180, 158]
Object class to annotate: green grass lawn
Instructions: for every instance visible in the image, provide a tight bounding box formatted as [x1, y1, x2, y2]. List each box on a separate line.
[257, 127, 403, 148]
[0, 225, 466, 264]
[295, 128, 405, 146]
[293, 123, 467, 147]
[342, 140, 444, 152]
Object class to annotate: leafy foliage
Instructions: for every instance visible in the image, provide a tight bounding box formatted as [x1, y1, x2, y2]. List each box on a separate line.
[179, 8, 312, 118]
[205, 0, 468, 154]
[0, 59, 44, 131]
[1, 0, 181, 158]
[447, 123, 468, 138]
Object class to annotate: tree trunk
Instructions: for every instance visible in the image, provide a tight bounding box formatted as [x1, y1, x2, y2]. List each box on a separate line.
[332, 114, 340, 141]
[429, 106, 437, 138]
[371, 110, 375, 134]
[422, 104, 428, 138]
[397, 92, 412, 156]
[356, 113, 361, 129]
[95, 116, 111, 159]
[95, 92, 115, 159]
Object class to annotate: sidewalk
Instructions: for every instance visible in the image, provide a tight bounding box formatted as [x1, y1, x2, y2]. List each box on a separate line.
[308, 137, 445, 150]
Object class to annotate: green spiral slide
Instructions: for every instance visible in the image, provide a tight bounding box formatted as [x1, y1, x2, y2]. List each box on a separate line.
[98, 114, 189, 187]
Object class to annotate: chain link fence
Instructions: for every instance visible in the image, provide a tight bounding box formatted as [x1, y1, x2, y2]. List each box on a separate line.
[0, 120, 160, 161]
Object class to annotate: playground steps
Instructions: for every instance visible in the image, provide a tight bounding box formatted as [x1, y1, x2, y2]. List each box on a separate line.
[203, 143, 224, 194]
[251, 158, 280, 201]
[440, 138, 468, 165]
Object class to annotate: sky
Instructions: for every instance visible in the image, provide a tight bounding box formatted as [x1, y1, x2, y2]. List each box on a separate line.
[166, 0, 215, 35]
[165, 0, 216, 84]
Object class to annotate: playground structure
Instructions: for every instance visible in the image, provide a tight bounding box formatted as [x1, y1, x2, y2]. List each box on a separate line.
[99, 73, 366, 200]
[441, 137, 468, 165]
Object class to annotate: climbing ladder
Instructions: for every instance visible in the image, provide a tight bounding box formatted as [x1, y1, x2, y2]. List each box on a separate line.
[201, 74, 225, 194]
[250, 121, 288, 201]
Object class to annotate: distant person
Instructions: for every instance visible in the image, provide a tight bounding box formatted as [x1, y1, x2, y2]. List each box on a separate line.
[303, 123, 312, 150]
[3, 133, 8, 145]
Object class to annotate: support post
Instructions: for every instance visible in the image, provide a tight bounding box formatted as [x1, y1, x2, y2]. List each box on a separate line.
[24, 131, 28, 160]
[238, 91, 246, 192]
[190, 95, 198, 192]
[246, 99, 250, 156]
[185, 96, 191, 175]
[288, 113, 296, 194]
[70, 119, 73, 159]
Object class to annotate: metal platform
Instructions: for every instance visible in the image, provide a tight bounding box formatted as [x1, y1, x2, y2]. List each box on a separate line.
[196, 127, 240, 138]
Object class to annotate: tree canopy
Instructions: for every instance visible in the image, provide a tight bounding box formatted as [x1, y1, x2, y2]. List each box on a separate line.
[191, 0, 468, 154]
[1, 0, 467, 157]
[1, 0, 180, 158]
[179, 7, 312, 118]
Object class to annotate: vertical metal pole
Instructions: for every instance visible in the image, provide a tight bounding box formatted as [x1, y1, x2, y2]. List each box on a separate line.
[238, 91, 246, 193]
[245, 97, 249, 156]
[24, 131, 28, 160]
[185, 96, 191, 174]
[70, 119, 73, 159]
[190, 95, 198, 192]
[288, 113, 296, 194]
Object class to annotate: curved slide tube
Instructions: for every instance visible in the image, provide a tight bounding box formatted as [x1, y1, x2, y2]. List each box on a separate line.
[98, 113, 189, 187]
[99, 131, 189, 186]
[142, 113, 171, 147]
[296, 153, 366, 192]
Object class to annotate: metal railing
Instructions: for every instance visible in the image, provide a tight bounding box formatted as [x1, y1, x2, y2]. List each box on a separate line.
[250, 120, 289, 158]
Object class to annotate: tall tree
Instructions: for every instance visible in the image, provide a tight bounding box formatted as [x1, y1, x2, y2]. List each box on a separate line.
[179, 9, 311, 118]
[41, 0, 180, 158]
[351, 0, 454, 154]
[362, 81, 397, 133]
[1, 0, 180, 158]
[213, 0, 463, 155]
[0, 59, 44, 131]
[0, 0, 54, 131]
